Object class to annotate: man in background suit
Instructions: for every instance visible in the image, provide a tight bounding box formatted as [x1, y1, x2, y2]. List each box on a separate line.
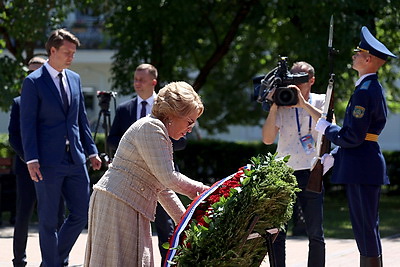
[107, 63, 186, 265]
[20, 29, 102, 267]
[9, 56, 65, 267]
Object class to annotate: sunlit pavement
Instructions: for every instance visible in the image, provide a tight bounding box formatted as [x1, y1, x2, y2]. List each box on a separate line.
[1, 224, 399, 266]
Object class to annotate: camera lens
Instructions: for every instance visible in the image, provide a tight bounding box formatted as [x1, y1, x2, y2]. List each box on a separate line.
[279, 89, 295, 103]
[274, 87, 298, 106]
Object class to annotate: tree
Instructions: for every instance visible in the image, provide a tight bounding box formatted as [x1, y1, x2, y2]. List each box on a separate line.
[1, 0, 399, 134]
[0, 0, 72, 111]
[267, 0, 400, 119]
[97, 0, 264, 133]
[101, 0, 400, 133]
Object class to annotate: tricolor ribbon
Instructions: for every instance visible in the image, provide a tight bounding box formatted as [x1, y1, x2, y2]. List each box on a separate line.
[163, 172, 237, 267]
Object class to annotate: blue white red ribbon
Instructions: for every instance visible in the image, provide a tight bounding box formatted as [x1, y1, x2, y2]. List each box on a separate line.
[163, 173, 236, 267]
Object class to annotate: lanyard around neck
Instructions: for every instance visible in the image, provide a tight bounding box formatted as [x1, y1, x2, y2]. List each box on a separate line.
[295, 94, 312, 137]
[295, 108, 312, 137]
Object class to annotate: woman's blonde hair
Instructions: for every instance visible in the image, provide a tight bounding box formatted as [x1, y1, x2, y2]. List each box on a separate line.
[152, 81, 204, 122]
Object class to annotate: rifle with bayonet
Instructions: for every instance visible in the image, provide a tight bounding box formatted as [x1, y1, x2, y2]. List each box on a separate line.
[306, 15, 338, 193]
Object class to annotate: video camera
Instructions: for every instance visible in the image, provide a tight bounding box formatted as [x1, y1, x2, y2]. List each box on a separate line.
[253, 57, 309, 111]
[97, 91, 117, 111]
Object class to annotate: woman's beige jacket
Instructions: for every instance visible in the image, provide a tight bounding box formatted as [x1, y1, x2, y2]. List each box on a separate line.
[94, 116, 207, 223]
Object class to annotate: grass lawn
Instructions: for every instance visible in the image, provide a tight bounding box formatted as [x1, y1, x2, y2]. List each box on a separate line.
[288, 192, 400, 239]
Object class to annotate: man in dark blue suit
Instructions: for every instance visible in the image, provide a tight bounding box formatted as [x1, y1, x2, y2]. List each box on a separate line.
[107, 63, 186, 266]
[20, 29, 102, 267]
[301, 26, 396, 267]
[9, 56, 66, 267]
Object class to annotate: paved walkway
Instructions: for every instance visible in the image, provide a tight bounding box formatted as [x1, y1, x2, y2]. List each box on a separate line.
[0, 223, 398, 266]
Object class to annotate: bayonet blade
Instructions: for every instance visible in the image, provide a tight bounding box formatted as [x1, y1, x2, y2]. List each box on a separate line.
[328, 15, 334, 48]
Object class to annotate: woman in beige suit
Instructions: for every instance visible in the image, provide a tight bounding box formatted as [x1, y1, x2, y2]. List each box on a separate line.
[84, 81, 209, 267]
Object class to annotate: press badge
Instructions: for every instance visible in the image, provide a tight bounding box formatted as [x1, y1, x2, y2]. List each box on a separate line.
[300, 134, 315, 154]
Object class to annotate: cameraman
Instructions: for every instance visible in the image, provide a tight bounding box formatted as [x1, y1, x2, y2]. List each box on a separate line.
[262, 61, 325, 267]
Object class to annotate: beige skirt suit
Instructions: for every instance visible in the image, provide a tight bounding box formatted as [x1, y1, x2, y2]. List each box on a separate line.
[84, 116, 207, 267]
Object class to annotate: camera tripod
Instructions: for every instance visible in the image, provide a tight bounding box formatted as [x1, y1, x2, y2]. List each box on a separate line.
[93, 108, 112, 164]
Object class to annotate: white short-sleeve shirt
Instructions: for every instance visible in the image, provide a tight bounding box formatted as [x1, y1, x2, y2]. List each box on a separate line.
[275, 93, 325, 170]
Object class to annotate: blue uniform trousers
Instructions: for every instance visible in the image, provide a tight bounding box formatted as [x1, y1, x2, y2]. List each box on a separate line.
[346, 184, 382, 257]
[34, 150, 89, 267]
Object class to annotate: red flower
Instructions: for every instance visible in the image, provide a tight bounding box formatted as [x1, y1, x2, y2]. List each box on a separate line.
[208, 194, 221, 204]
[180, 167, 247, 248]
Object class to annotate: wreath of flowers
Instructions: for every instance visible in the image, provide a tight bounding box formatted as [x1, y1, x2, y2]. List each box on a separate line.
[165, 153, 300, 267]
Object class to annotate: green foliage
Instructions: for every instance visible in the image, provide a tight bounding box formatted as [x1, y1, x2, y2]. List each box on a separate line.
[0, 0, 73, 111]
[0, 133, 13, 158]
[0, 56, 25, 111]
[174, 139, 277, 184]
[322, 194, 400, 238]
[87, 133, 109, 186]
[99, 0, 400, 133]
[172, 153, 300, 266]
[383, 151, 400, 194]
[1, 1, 399, 132]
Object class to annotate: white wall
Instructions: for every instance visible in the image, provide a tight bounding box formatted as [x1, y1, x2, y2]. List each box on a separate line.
[379, 112, 400, 151]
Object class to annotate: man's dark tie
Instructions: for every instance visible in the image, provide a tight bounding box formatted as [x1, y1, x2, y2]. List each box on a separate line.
[58, 73, 69, 113]
[140, 100, 147, 118]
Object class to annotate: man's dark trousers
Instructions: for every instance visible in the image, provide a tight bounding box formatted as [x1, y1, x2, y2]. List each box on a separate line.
[12, 156, 35, 267]
[273, 170, 325, 267]
[156, 204, 174, 265]
[34, 151, 89, 267]
[12, 156, 66, 267]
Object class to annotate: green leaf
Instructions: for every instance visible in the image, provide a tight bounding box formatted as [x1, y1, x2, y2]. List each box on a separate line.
[162, 242, 170, 250]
